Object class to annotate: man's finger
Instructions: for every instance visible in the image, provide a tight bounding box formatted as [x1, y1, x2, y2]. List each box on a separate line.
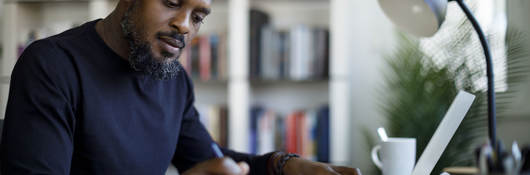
[237, 162, 249, 175]
[332, 166, 362, 175]
[207, 157, 243, 174]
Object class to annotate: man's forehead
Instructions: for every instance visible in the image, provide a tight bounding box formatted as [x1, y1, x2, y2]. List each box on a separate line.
[189, 0, 212, 7]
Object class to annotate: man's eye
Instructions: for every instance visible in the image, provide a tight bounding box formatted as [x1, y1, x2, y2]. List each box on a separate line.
[193, 15, 204, 24]
[165, 0, 180, 8]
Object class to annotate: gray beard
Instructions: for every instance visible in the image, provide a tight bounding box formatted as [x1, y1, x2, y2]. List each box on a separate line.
[120, 2, 182, 80]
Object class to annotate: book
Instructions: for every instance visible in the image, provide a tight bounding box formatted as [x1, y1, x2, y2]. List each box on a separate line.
[199, 36, 211, 81]
[249, 9, 271, 79]
[250, 107, 265, 154]
[210, 35, 219, 79]
[316, 106, 330, 162]
[289, 25, 313, 80]
[258, 110, 276, 154]
[219, 107, 229, 147]
[197, 105, 229, 147]
[313, 29, 330, 79]
[286, 111, 304, 154]
[275, 115, 287, 152]
[190, 38, 200, 78]
[260, 25, 281, 80]
[181, 33, 227, 81]
[249, 105, 330, 161]
[303, 110, 317, 160]
[180, 42, 192, 75]
[248, 19, 330, 80]
[207, 106, 220, 144]
[217, 34, 228, 80]
[278, 31, 290, 79]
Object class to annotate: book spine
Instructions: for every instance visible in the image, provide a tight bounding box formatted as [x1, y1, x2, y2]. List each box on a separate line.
[218, 34, 228, 80]
[210, 35, 219, 79]
[191, 38, 200, 78]
[316, 106, 330, 162]
[199, 36, 211, 81]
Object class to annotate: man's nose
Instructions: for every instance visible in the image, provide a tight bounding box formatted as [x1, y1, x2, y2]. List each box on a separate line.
[169, 11, 191, 35]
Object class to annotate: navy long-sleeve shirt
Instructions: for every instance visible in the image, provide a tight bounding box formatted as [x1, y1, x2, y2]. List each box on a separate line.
[0, 20, 272, 175]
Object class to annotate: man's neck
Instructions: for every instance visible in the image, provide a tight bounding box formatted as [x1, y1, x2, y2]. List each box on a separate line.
[95, 6, 130, 60]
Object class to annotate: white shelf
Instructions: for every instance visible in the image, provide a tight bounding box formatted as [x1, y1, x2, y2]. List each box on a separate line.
[193, 79, 229, 107]
[251, 81, 329, 115]
[249, 78, 328, 85]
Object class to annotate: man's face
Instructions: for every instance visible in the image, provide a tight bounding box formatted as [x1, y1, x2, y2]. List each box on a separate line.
[121, 0, 211, 80]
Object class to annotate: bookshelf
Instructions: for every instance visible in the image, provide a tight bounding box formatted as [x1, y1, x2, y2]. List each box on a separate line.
[223, 0, 353, 165]
[0, 0, 355, 168]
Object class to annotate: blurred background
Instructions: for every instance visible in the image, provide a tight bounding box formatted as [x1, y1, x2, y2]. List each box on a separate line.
[1, 0, 529, 174]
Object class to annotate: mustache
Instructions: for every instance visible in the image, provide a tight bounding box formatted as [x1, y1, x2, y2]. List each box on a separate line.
[156, 31, 186, 48]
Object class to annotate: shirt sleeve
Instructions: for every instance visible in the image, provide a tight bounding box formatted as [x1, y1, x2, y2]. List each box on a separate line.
[0, 39, 77, 175]
[171, 74, 274, 175]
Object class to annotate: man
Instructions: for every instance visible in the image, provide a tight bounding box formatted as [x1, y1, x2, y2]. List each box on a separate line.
[0, 0, 362, 174]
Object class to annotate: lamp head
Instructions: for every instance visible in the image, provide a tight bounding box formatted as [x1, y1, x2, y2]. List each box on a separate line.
[378, 0, 448, 37]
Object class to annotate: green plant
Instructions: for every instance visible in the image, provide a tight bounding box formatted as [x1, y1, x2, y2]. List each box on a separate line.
[365, 27, 530, 175]
[381, 33, 487, 175]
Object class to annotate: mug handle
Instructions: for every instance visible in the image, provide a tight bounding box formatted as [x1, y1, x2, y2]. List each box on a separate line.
[371, 145, 383, 169]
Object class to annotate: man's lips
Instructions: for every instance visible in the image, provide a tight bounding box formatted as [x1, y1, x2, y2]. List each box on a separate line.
[159, 36, 185, 49]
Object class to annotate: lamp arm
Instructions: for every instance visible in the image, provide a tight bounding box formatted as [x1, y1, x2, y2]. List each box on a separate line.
[453, 0, 497, 150]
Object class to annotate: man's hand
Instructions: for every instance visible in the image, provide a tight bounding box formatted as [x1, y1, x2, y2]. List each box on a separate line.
[182, 157, 250, 175]
[283, 157, 362, 175]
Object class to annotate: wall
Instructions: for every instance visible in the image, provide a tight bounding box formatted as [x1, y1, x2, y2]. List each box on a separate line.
[501, 0, 530, 146]
[331, 0, 397, 170]
[0, 3, 18, 119]
[0, 0, 3, 44]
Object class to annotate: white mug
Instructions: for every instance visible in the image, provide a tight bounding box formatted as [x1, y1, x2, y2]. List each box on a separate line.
[371, 138, 416, 175]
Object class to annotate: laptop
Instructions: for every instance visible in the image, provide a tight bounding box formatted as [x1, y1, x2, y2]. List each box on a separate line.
[411, 91, 476, 175]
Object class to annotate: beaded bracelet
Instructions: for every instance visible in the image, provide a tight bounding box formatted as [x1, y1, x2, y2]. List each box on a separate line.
[274, 153, 300, 175]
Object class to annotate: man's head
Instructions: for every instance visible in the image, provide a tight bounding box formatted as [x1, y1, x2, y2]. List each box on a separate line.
[120, 0, 211, 80]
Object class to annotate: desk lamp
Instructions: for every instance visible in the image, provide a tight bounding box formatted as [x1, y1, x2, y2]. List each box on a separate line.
[378, 0, 501, 171]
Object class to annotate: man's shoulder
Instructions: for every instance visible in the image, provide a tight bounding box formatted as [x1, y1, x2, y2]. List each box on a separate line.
[18, 39, 65, 66]
[19, 20, 97, 65]
[27, 20, 96, 55]
[50, 21, 95, 44]
[12, 38, 81, 101]
[14, 35, 82, 87]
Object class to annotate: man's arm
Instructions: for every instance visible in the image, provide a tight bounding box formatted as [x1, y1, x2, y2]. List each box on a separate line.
[0, 40, 77, 174]
[171, 74, 274, 175]
[171, 65, 362, 175]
